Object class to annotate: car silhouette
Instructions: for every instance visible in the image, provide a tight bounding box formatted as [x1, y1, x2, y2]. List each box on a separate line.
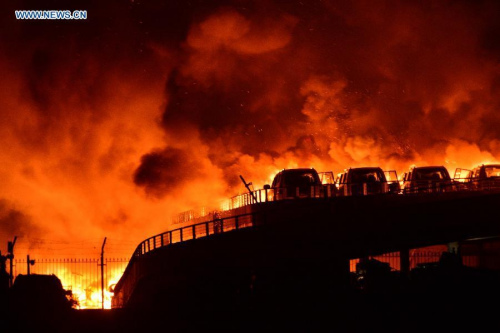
[456, 164, 500, 191]
[267, 168, 323, 200]
[335, 167, 400, 196]
[402, 166, 455, 194]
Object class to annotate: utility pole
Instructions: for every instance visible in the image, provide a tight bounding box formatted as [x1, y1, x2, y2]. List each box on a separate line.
[100, 237, 107, 309]
[7, 236, 17, 287]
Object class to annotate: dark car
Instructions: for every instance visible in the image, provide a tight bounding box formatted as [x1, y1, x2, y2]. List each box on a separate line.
[335, 167, 400, 196]
[402, 166, 454, 194]
[268, 168, 323, 200]
[9, 274, 76, 314]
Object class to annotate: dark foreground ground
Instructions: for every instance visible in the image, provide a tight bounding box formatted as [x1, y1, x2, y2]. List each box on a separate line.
[2, 263, 500, 333]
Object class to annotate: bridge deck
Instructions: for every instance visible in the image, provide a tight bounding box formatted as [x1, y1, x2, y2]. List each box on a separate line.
[112, 190, 500, 309]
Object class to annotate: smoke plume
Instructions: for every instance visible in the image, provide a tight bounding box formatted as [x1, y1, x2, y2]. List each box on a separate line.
[1, 0, 500, 256]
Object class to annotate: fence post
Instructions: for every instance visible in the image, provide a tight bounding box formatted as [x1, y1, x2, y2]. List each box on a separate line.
[235, 216, 239, 230]
[206, 222, 209, 236]
[180, 228, 183, 242]
[100, 237, 107, 310]
[193, 225, 196, 239]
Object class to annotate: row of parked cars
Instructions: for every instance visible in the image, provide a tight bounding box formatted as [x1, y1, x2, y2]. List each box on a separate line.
[175, 163, 500, 223]
[266, 163, 500, 198]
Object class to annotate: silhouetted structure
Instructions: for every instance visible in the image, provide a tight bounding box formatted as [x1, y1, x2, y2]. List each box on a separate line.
[102, 165, 500, 331]
[9, 274, 75, 313]
[0, 252, 9, 312]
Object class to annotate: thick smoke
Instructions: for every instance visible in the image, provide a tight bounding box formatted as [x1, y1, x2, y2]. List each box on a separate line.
[138, 0, 500, 195]
[0, 200, 42, 243]
[1, 1, 500, 256]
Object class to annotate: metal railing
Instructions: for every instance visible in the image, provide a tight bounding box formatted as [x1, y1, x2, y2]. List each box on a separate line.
[173, 179, 500, 226]
[402, 180, 458, 194]
[403, 178, 500, 194]
[452, 178, 500, 192]
[172, 207, 209, 225]
[134, 212, 257, 257]
[221, 184, 338, 211]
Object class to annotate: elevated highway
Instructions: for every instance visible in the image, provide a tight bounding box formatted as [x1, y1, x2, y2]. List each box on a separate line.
[112, 190, 500, 309]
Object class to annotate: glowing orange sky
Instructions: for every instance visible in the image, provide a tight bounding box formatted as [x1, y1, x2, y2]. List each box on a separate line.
[1, 0, 500, 258]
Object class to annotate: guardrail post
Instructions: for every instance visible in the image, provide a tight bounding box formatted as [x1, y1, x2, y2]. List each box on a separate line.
[363, 183, 367, 195]
[206, 222, 209, 237]
[193, 225, 196, 239]
[220, 219, 224, 233]
[180, 228, 183, 242]
[235, 216, 239, 230]
[161, 234, 164, 247]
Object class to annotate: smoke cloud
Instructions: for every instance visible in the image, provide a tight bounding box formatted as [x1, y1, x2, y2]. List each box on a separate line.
[1, 0, 500, 256]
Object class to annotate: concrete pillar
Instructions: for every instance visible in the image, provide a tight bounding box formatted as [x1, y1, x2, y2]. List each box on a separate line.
[400, 248, 410, 277]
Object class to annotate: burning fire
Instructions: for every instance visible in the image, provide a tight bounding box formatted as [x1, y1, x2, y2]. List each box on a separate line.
[2, 1, 500, 294]
[61, 271, 122, 310]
